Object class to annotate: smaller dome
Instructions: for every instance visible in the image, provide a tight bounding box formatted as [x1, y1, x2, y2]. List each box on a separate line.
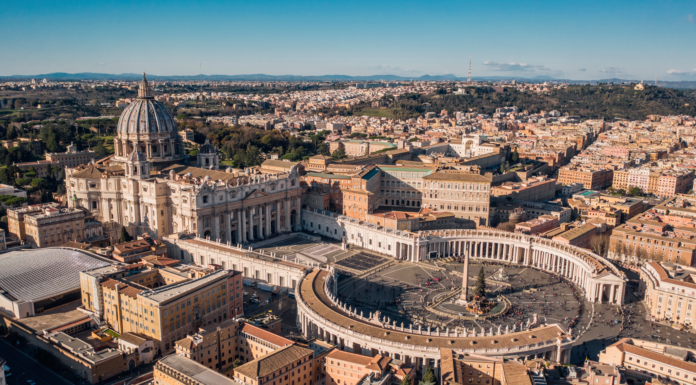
[128, 149, 147, 163]
[199, 139, 216, 154]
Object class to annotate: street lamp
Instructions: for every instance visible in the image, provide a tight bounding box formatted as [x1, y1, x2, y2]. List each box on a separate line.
[16, 372, 26, 385]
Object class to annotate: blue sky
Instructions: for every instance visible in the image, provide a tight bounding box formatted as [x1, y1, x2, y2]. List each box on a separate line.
[1, 0, 695, 80]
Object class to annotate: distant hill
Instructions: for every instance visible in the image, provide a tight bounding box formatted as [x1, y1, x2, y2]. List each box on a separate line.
[2, 72, 696, 89]
[366, 84, 696, 121]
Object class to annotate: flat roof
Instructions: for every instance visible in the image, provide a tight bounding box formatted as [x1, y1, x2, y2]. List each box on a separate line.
[159, 354, 242, 385]
[0, 248, 112, 302]
[141, 270, 229, 304]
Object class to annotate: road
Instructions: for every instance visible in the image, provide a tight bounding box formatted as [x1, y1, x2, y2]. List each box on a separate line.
[0, 339, 74, 385]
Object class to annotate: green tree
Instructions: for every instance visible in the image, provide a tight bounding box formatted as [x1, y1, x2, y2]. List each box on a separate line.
[331, 148, 346, 160]
[401, 376, 412, 385]
[474, 267, 486, 299]
[94, 142, 109, 158]
[511, 148, 519, 163]
[6, 126, 17, 140]
[16, 177, 32, 186]
[232, 358, 243, 368]
[119, 226, 132, 243]
[628, 187, 642, 196]
[422, 367, 436, 385]
[30, 177, 49, 191]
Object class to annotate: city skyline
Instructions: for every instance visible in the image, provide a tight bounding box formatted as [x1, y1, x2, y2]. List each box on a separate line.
[2, 0, 695, 80]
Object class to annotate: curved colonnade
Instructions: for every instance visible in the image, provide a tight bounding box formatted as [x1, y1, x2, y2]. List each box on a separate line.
[296, 226, 628, 372]
[297, 269, 574, 374]
[339, 222, 627, 304]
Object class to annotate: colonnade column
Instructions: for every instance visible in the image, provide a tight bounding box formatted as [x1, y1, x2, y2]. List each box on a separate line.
[610, 284, 616, 304]
[241, 209, 248, 243]
[225, 211, 231, 243]
[266, 204, 272, 237]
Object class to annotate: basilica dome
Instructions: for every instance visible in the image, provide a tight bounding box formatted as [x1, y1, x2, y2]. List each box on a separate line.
[116, 74, 177, 134]
[112, 74, 184, 167]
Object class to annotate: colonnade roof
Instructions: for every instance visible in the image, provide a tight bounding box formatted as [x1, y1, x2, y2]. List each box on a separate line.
[301, 270, 567, 351]
[416, 228, 626, 280]
[179, 238, 310, 271]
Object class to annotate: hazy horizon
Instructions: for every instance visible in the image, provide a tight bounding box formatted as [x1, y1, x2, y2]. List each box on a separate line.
[2, 0, 696, 81]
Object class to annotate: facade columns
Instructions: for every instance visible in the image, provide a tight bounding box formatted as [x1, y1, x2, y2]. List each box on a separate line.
[257, 205, 264, 240]
[213, 213, 220, 241]
[266, 204, 271, 236]
[285, 198, 291, 231]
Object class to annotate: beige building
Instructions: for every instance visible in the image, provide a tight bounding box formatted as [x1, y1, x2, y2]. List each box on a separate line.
[175, 319, 239, 371]
[233, 344, 315, 385]
[440, 349, 531, 385]
[80, 263, 244, 355]
[7, 203, 49, 241]
[641, 262, 696, 325]
[46, 142, 96, 168]
[599, 338, 696, 385]
[422, 171, 492, 226]
[491, 176, 557, 203]
[155, 354, 241, 385]
[22, 204, 98, 248]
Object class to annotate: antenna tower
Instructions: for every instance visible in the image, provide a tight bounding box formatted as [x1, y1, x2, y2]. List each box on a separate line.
[467, 55, 472, 85]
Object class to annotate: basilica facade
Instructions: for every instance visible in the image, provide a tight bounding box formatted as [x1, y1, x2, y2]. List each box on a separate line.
[65, 75, 303, 242]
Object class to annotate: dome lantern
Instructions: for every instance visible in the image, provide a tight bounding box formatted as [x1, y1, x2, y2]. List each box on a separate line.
[138, 72, 153, 99]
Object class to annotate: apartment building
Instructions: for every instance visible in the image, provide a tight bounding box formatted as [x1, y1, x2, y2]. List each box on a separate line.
[82, 265, 244, 355]
[325, 350, 395, 385]
[174, 319, 239, 371]
[233, 345, 315, 385]
[610, 210, 696, 266]
[515, 215, 559, 235]
[551, 223, 597, 248]
[154, 354, 240, 385]
[112, 238, 168, 263]
[490, 176, 557, 202]
[236, 322, 295, 362]
[599, 338, 696, 385]
[440, 349, 532, 385]
[422, 171, 492, 226]
[641, 262, 696, 325]
[558, 166, 613, 190]
[569, 194, 644, 227]
[612, 170, 630, 191]
[583, 361, 624, 385]
[619, 168, 695, 198]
